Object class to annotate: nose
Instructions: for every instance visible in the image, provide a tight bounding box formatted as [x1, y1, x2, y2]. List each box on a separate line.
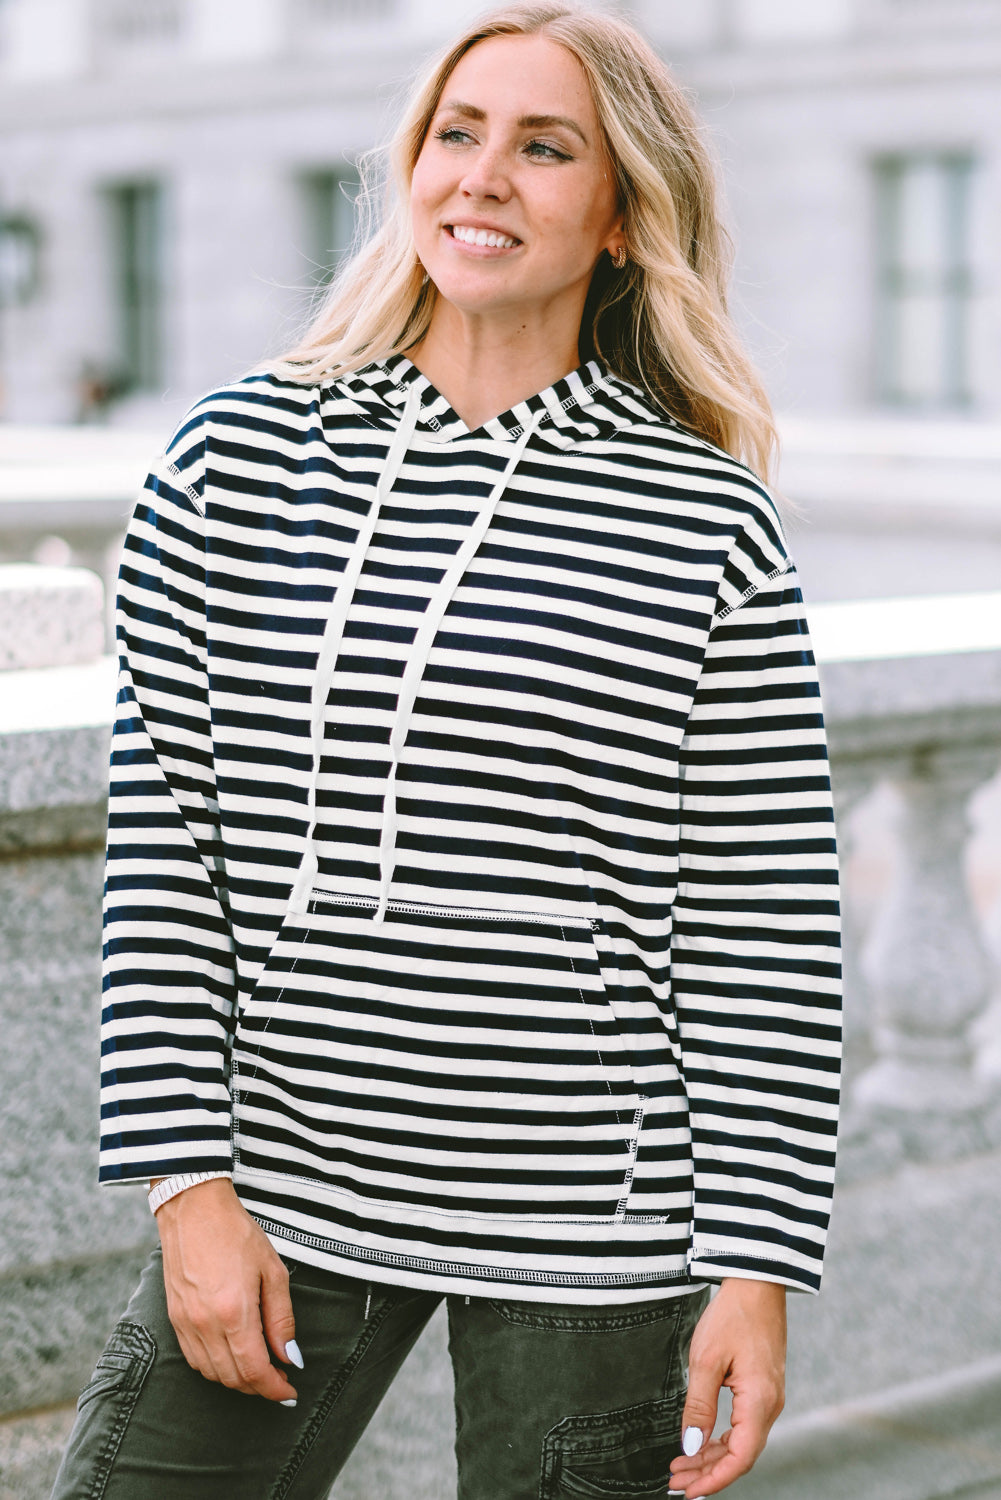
[459, 146, 512, 203]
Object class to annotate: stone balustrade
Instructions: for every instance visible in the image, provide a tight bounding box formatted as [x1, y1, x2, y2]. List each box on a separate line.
[1, 566, 999, 1498]
[0, 566, 154, 1497]
[811, 592, 1001, 1180]
[0, 426, 150, 647]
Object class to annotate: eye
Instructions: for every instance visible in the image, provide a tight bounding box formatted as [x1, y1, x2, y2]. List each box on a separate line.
[434, 125, 474, 147]
[524, 139, 573, 162]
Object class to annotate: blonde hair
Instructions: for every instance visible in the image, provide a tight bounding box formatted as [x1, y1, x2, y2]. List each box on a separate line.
[273, 3, 778, 482]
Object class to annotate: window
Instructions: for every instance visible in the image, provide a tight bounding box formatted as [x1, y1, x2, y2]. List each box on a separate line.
[107, 180, 164, 392]
[95, 0, 181, 49]
[301, 166, 361, 285]
[873, 152, 974, 408]
[301, 0, 397, 24]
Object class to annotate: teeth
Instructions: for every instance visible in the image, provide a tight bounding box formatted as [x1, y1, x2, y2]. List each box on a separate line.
[452, 225, 517, 249]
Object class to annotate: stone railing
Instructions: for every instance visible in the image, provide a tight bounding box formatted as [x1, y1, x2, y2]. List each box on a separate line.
[1, 568, 999, 1499]
[812, 592, 1001, 1180]
[0, 566, 154, 1499]
[0, 426, 150, 649]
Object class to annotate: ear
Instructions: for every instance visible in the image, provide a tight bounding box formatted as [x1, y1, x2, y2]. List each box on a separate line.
[603, 213, 626, 262]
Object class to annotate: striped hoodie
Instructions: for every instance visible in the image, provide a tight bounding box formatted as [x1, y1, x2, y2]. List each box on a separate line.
[100, 355, 841, 1302]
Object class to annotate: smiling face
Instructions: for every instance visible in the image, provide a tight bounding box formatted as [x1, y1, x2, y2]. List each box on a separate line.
[410, 33, 624, 346]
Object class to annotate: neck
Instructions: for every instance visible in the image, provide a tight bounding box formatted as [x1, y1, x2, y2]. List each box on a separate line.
[407, 304, 582, 431]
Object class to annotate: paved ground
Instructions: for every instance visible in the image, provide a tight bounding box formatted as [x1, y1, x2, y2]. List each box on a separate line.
[333, 1307, 455, 1499]
[730, 1355, 1001, 1500]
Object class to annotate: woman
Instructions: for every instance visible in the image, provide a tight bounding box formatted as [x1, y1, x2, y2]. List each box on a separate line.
[53, 5, 840, 1497]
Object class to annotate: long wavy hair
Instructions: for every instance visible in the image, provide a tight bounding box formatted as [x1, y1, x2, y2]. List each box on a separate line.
[272, 2, 778, 482]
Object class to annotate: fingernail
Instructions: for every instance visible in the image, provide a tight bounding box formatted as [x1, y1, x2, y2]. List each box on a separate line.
[682, 1426, 704, 1456]
[284, 1339, 304, 1369]
[280, 1397, 297, 1408]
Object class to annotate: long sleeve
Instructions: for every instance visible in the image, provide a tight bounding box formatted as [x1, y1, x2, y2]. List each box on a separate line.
[673, 558, 841, 1294]
[99, 413, 237, 1184]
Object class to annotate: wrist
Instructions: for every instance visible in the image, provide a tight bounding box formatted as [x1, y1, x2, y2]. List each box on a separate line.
[719, 1277, 787, 1303]
[147, 1171, 233, 1216]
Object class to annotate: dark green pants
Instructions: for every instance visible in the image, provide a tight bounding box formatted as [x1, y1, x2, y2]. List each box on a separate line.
[50, 1248, 708, 1500]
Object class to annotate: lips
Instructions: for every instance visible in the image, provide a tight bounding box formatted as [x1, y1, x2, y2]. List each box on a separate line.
[448, 224, 521, 249]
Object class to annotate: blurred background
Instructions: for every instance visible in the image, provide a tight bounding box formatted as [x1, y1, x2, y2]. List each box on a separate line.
[0, 3, 1000, 1498]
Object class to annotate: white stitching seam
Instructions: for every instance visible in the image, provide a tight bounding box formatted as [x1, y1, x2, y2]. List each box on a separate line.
[165, 460, 204, 517]
[251, 1218, 686, 1283]
[715, 560, 794, 621]
[614, 1100, 646, 1221]
[242, 924, 311, 1085]
[562, 924, 620, 1117]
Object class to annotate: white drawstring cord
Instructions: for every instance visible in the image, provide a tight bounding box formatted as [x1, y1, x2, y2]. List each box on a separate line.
[287, 389, 422, 916]
[372, 414, 541, 924]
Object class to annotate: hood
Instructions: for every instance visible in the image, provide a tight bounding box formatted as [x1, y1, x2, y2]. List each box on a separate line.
[321, 352, 654, 452]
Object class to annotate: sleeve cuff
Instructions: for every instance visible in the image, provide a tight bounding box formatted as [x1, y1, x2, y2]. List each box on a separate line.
[687, 1243, 823, 1295]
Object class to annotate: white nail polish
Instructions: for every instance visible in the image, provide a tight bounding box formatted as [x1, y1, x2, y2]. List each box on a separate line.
[682, 1426, 704, 1456]
[284, 1339, 304, 1369]
[280, 1398, 297, 1408]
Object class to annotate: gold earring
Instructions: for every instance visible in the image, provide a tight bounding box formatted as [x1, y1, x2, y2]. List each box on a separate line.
[612, 246, 627, 270]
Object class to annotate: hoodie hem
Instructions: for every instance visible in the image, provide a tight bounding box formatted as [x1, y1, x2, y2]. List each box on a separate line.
[254, 1215, 699, 1303]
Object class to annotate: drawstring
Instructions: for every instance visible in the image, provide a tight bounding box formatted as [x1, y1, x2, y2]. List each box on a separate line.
[287, 392, 541, 923]
[372, 414, 541, 923]
[288, 388, 422, 915]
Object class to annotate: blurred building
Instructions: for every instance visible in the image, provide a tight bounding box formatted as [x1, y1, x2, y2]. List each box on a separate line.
[0, 0, 999, 431]
[642, 0, 1001, 419]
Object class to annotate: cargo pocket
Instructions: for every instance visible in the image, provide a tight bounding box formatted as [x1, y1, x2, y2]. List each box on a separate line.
[52, 1321, 155, 1500]
[540, 1393, 686, 1499]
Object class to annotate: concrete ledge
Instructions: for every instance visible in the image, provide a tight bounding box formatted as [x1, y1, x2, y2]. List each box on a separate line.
[731, 1356, 1001, 1500]
[811, 594, 1001, 764]
[0, 803, 106, 855]
[0, 656, 117, 736]
[0, 720, 111, 814]
[812, 593, 1001, 664]
[0, 656, 116, 846]
[777, 418, 1001, 535]
[0, 566, 104, 671]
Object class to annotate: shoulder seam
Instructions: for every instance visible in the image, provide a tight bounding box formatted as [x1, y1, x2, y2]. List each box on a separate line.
[165, 460, 205, 518]
[715, 560, 794, 622]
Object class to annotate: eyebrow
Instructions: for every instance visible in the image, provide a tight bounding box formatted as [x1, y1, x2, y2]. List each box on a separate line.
[440, 99, 589, 146]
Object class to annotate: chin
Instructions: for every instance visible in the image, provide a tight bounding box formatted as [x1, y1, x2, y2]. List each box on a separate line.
[427, 274, 524, 319]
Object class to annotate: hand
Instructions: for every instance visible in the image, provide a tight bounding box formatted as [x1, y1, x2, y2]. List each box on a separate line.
[154, 1177, 300, 1404]
[668, 1278, 786, 1497]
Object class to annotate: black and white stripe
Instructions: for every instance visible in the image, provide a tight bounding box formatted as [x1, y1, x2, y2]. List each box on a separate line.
[100, 356, 841, 1300]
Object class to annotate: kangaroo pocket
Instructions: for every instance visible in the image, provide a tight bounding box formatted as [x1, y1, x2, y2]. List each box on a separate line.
[232, 889, 648, 1224]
